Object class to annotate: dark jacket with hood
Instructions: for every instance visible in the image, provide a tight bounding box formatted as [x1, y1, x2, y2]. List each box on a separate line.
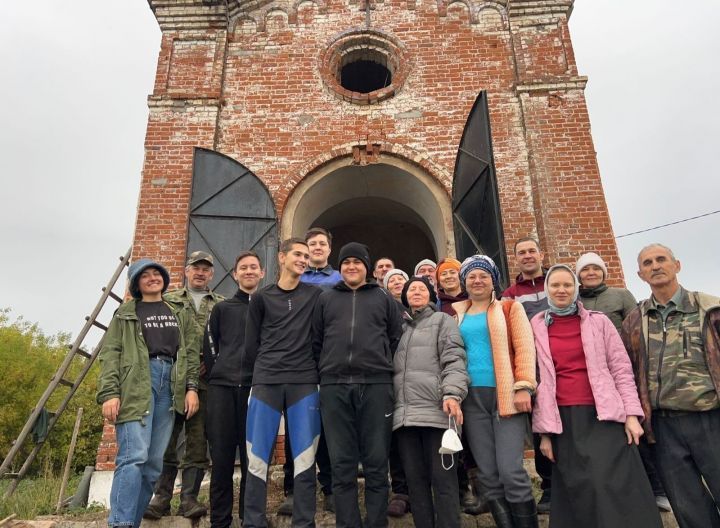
[203, 288, 252, 386]
[313, 281, 403, 384]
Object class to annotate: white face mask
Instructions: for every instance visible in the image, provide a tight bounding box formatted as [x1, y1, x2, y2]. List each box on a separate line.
[439, 416, 463, 470]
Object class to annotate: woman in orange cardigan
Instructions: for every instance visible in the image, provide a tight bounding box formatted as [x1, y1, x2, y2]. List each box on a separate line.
[452, 255, 538, 528]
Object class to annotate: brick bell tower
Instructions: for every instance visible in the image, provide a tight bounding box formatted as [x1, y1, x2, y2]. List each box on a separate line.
[93, 0, 623, 482]
[130, 0, 622, 290]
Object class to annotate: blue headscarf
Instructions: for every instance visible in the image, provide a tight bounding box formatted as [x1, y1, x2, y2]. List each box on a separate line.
[544, 264, 580, 326]
[459, 255, 500, 288]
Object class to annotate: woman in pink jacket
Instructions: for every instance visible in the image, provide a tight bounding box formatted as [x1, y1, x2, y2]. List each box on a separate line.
[531, 264, 661, 528]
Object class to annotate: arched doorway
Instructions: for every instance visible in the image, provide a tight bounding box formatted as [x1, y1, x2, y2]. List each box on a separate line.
[282, 155, 453, 275]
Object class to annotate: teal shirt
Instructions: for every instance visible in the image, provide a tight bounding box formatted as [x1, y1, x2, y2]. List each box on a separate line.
[460, 312, 495, 387]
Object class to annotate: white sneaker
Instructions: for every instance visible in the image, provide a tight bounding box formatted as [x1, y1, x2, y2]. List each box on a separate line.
[655, 496, 672, 512]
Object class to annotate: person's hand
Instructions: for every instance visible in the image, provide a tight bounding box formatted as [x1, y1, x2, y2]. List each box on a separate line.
[443, 398, 464, 426]
[513, 390, 532, 413]
[185, 390, 200, 419]
[540, 434, 555, 462]
[199, 362, 207, 378]
[624, 415, 644, 445]
[102, 398, 121, 423]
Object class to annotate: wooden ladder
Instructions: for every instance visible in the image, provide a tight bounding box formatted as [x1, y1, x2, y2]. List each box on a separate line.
[0, 248, 131, 498]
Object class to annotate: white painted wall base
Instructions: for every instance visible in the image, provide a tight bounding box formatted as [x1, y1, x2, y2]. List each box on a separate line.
[87, 470, 113, 508]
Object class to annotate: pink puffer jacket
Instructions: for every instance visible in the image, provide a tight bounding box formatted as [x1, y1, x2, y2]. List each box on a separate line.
[531, 302, 644, 434]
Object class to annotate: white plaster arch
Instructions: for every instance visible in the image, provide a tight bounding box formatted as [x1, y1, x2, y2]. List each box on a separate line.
[281, 153, 455, 259]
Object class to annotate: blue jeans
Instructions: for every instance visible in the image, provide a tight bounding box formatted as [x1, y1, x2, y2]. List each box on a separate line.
[108, 358, 175, 527]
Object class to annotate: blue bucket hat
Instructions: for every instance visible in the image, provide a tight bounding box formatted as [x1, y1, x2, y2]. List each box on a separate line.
[127, 258, 170, 299]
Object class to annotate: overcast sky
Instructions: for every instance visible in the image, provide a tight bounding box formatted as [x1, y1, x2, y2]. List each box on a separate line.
[1, 2, 718, 340]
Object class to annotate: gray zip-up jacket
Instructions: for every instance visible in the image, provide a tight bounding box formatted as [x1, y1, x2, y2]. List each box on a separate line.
[393, 305, 469, 431]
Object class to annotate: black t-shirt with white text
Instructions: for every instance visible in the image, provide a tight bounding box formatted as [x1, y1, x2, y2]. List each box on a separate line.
[136, 301, 180, 359]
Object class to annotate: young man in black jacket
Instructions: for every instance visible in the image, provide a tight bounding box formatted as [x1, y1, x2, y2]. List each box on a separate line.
[203, 251, 265, 528]
[313, 242, 403, 528]
[243, 238, 322, 528]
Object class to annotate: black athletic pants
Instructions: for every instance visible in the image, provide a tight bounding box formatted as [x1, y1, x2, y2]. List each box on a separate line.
[321, 383, 393, 528]
[206, 385, 250, 528]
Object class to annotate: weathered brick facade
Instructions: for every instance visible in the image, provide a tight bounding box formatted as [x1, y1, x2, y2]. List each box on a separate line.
[97, 0, 622, 470]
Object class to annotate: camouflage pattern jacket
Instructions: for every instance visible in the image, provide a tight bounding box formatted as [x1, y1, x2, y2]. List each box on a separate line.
[621, 290, 720, 442]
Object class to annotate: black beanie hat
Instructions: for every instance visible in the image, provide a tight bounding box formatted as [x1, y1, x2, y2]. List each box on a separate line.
[337, 242, 371, 276]
[401, 276, 438, 308]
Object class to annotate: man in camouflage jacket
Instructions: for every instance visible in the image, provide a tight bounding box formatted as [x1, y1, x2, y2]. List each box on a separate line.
[621, 243, 720, 528]
[145, 251, 224, 520]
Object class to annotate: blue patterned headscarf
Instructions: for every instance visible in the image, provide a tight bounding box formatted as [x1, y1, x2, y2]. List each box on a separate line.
[544, 264, 580, 326]
[459, 255, 500, 288]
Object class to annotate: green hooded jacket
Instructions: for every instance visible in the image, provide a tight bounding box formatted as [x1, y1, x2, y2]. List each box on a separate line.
[96, 299, 199, 424]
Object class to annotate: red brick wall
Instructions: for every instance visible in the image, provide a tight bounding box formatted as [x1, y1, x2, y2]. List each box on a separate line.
[98, 0, 622, 470]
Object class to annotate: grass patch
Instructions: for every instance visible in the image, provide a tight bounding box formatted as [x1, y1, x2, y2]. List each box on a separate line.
[0, 466, 101, 520]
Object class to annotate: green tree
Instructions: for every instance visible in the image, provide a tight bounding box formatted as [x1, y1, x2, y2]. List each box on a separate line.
[0, 308, 103, 475]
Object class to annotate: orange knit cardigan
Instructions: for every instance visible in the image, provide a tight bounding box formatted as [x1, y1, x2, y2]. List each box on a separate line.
[452, 298, 537, 417]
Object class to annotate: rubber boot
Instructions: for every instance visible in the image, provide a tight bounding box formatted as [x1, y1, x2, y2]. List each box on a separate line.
[509, 499, 539, 528]
[143, 465, 177, 519]
[488, 497, 514, 528]
[177, 467, 208, 519]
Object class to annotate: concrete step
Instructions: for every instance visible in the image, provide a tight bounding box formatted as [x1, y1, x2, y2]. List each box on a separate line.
[23, 510, 677, 528]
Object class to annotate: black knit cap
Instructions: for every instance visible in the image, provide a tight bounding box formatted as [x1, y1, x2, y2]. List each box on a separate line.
[337, 242, 371, 277]
[401, 276, 438, 308]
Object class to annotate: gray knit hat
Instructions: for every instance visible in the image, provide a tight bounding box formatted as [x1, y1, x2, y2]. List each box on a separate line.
[383, 268, 409, 289]
[414, 259, 437, 276]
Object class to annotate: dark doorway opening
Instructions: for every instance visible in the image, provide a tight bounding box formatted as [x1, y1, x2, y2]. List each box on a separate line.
[340, 59, 392, 94]
[311, 197, 435, 275]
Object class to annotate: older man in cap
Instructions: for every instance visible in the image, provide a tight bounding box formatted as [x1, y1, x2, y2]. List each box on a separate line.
[145, 251, 224, 520]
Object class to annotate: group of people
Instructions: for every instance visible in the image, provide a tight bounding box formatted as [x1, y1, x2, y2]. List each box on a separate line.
[97, 229, 720, 528]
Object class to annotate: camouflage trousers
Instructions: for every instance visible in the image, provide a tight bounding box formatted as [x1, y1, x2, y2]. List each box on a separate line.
[162, 387, 209, 469]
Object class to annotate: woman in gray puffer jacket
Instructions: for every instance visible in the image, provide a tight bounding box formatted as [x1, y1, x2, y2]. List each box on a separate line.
[393, 276, 469, 528]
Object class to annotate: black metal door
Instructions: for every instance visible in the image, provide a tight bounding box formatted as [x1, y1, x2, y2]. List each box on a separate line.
[452, 91, 509, 289]
[187, 148, 278, 297]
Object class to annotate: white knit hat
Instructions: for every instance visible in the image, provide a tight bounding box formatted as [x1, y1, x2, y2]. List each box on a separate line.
[383, 268, 409, 289]
[575, 252, 607, 279]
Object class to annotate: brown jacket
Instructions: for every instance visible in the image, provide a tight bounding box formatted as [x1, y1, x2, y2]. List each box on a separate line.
[620, 290, 720, 442]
